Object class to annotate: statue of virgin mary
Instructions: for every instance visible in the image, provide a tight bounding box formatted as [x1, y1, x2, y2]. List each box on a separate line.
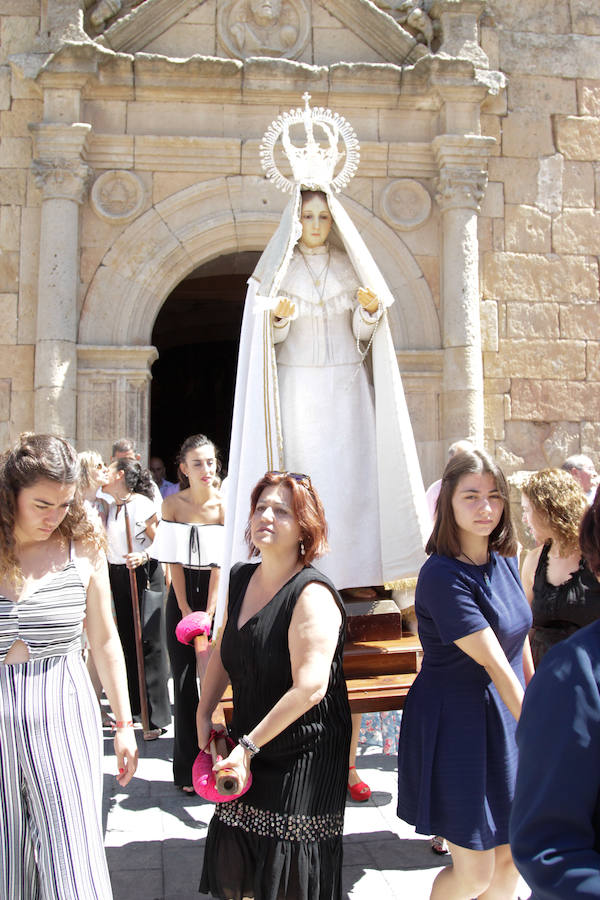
[216, 96, 430, 625]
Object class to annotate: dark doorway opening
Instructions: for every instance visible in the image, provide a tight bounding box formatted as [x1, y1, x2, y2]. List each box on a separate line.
[150, 251, 260, 481]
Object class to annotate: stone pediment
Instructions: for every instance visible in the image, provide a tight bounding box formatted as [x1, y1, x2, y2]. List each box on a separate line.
[88, 0, 430, 67]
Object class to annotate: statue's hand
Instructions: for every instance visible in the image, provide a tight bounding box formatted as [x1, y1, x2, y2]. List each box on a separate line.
[357, 287, 379, 314]
[273, 298, 296, 320]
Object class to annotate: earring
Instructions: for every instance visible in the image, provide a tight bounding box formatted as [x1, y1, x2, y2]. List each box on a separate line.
[299, 539, 305, 557]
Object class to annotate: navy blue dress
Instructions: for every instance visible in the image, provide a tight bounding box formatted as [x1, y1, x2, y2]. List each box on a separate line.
[397, 552, 532, 850]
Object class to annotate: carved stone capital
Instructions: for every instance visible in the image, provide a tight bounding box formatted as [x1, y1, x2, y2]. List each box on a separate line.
[31, 158, 93, 203]
[432, 134, 494, 212]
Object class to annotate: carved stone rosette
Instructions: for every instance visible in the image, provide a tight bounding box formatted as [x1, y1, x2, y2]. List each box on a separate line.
[91, 170, 145, 224]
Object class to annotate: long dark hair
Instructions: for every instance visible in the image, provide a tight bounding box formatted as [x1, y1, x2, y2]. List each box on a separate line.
[580, 486, 600, 575]
[177, 434, 220, 489]
[427, 448, 517, 558]
[112, 458, 155, 500]
[0, 433, 101, 584]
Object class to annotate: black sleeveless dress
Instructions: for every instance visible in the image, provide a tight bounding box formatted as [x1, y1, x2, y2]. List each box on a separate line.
[531, 542, 600, 666]
[199, 562, 351, 900]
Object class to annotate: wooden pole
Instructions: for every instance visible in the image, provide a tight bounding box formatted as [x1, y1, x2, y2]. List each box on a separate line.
[123, 505, 150, 733]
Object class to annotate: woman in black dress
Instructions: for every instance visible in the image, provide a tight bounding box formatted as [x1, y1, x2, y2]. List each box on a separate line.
[520, 468, 600, 667]
[197, 471, 351, 900]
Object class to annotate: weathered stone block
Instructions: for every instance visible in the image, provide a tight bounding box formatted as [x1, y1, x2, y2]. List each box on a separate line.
[17, 205, 39, 345]
[588, 341, 600, 379]
[81, 100, 127, 134]
[503, 112, 555, 158]
[503, 420, 551, 469]
[512, 379, 600, 421]
[0, 251, 18, 292]
[487, 158, 539, 204]
[570, 0, 600, 36]
[145, 23, 216, 58]
[508, 75, 577, 114]
[0, 170, 26, 205]
[563, 160, 596, 207]
[0, 205, 20, 251]
[492, 218, 504, 251]
[582, 421, 600, 457]
[314, 28, 383, 66]
[480, 299, 498, 352]
[480, 25, 500, 70]
[485, 378, 511, 394]
[506, 302, 559, 340]
[536, 153, 564, 215]
[483, 252, 598, 303]
[481, 115, 501, 157]
[555, 115, 600, 160]
[0, 344, 33, 391]
[500, 33, 600, 80]
[579, 80, 600, 116]
[484, 393, 505, 442]
[484, 339, 586, 380]
[9, 388, 33, 435]
[478, 216, 493, 253]
[0, 66, 10, 111]
[0, 16, 39, 65]
[0, 378, 10, 419]
[0, 98, 42, 137]
[0, 136, 31, 167]
[491, 0, 571, 34]
[504, 204, 551, 253]
[542, 423, 581, 466]
[127, 102, 225, 138]
[560, 302, 600, 339]
[480, 181, 503, 219]
[553, 209, 600, 254]
[0, 293, 17, 343]
[413, 255, 440, 308]
[152, 171, 199, 204]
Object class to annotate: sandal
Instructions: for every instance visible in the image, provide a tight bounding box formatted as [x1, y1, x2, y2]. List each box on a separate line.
[177, 785, 195, 794]
[143, 727, 167, 742]
[431, 835, 449, 855]
[347, 765, 371, 802]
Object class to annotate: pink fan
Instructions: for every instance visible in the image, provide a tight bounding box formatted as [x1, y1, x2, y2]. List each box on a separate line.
[175, 611, 212, 650]
[192, 731, 253, 803]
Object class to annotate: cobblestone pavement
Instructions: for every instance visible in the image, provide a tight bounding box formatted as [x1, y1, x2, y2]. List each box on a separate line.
[102, 720, 530, 900]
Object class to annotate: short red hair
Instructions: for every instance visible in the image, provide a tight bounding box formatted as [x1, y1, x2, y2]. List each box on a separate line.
[245, 472, 329, 565]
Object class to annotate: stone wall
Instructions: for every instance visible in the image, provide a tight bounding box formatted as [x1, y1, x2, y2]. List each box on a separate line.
[0, 0, 599, 480]
[0, 1, 41, 447]
[480, 0, 600, 473]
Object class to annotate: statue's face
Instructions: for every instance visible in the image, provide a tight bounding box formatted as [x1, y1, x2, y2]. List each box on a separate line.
[300, 195, 332, 248]
[249, 0, 282, 23]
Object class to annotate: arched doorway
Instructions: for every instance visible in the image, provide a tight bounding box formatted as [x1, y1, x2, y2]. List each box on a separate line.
[150, 251, 260, 479]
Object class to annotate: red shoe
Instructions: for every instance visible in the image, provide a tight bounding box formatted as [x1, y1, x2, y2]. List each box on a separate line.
[347, 766, 371, 802]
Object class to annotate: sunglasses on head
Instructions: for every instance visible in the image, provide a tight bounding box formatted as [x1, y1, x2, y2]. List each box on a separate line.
[267, 471, 312, 487]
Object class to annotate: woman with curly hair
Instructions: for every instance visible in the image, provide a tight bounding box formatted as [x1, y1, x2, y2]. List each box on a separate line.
[521, 468, 600, 667]
[0, 433, 137, 899]
[102, 457, 171, 740]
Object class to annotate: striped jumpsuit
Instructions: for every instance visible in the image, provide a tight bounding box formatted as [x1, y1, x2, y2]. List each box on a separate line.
[0, 553, 113, 899]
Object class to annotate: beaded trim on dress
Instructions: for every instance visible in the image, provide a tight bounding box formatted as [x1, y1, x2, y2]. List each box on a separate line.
[214, 800, 345, 841]
[278, 244, 359, 318]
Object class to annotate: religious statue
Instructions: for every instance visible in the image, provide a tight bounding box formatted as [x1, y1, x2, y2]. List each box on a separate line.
[217, 95, 430, 625]
[230, 0, 298, 56]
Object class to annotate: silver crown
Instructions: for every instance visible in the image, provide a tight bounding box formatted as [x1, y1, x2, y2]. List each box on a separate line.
[260, 92, 360, 194]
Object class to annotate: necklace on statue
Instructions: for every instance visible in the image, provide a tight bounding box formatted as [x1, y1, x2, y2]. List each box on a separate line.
[300, 249, 330, 304]
[460, 550, 491, 586]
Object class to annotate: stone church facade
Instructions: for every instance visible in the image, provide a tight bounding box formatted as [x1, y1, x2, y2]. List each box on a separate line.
[0, 0, 598, 486]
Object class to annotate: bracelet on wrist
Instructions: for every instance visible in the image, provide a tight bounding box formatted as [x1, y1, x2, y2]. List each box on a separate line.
[115, 720, 134, 730]
[239, 734, 260, 757]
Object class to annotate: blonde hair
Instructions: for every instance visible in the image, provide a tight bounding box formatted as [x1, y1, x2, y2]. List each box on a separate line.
[78, 450, 104, 492]
[521, 468, 586, 552]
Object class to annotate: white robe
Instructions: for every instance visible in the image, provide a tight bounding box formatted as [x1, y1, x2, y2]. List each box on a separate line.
[215, 186, 430, 627]
[275, 243, 382, 586]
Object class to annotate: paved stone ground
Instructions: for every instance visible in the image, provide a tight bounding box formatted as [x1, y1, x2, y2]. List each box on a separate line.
[102, 716, 531, 900]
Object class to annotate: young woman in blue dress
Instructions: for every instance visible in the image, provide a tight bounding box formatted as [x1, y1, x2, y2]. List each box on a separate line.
[397, 448, 534, 900]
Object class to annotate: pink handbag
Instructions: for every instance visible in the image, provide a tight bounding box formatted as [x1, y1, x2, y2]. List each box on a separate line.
[192, 730, 253, 803]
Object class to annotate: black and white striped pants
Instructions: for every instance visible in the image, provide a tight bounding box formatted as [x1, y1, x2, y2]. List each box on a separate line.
[0, 652, 113, 899]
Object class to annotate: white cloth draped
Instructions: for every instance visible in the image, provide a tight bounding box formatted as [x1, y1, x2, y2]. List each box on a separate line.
[149, 520, 224, 569]
[216, 185, 430, 629]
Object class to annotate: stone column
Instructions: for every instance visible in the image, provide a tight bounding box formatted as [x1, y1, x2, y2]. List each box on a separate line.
[433, 134, 494, 448]
[430, 0, 489, 67]
[30, 123, 92, 442]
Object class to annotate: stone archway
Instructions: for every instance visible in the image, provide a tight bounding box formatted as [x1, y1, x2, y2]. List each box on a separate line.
[77, 175, 440, 466]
